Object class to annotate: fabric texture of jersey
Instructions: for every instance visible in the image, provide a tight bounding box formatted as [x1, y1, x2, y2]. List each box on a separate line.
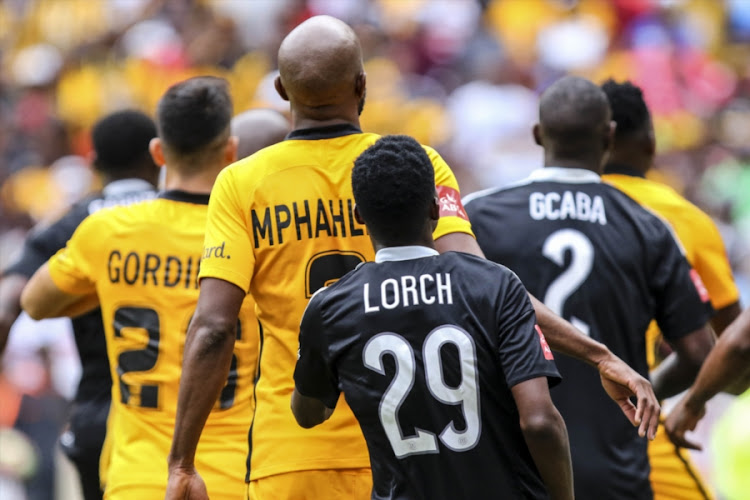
[198, 124, 474, 481]
[47, 191, 257, 499]
[604, 166, 723, 500]
[295, 248, 561, 500]
[464, 168, 713, 500]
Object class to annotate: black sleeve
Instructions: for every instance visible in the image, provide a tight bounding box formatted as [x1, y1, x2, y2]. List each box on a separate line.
[647, 220, 714, 342]
[496, 268, 562, 388]
[293, 292, 340, 409]
[2, 203, 89, 278]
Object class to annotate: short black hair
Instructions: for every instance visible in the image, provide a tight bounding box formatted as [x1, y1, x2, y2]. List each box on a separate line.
[352, 135, 435, 243]
[601, 79, 651, 140]
[156, 76, 233, 157]
[92, 110, 156, 175]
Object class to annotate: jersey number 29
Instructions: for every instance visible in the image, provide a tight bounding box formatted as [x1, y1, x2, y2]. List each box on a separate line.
[363, 325, 481, 458]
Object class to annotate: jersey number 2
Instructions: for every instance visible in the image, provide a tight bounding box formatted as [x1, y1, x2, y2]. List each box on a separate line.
[363, 325, 481, 458]
[542, 229, 594, 335]
[113, 306, 243, 409]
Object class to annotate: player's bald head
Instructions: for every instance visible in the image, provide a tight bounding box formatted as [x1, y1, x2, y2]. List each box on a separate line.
[536, 76, 613, 162]
[231, 109, 290, 160]
[276, 16, 365, 116]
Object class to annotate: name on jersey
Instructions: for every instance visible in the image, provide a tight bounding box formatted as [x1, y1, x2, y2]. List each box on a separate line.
[529, 191, 607, 225]
[364, 273, 453, 313]
[251, 198, 367, 248]
[108, 250, 200, 288]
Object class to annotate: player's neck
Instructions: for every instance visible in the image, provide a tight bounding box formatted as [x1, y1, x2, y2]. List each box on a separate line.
[604, 153, 650, 176]
[544, 154, 603, 174]
[162, 164, 223, 195]
[291, 109, 361, 132]
[372, 236, 436, 254]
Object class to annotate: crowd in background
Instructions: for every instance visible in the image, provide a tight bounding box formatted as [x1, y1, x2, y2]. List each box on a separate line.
[1, 0, 749, 498]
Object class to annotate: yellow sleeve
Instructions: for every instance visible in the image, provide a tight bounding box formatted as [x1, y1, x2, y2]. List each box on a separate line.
[199, 166, 255, 293]
[423, 145, 474, 240]
[692, 212, 739, 310]
[47, 214, 100, 295]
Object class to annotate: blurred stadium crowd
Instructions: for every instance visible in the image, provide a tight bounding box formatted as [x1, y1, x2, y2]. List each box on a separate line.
[1, 0, 749, 499]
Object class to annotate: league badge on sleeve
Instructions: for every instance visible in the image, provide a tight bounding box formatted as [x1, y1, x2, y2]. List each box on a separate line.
[535, 325, 555, 360]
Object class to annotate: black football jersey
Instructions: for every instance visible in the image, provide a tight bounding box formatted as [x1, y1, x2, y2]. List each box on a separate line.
[294, 247, 561, 500]
[3, 179, 156, 406]
[464, 168, 713, 500]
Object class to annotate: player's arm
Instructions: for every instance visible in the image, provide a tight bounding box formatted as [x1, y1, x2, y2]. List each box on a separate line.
[291, 291, 339, 428]
[650, 327, 715, 400]
[21, 263, 99, 320]
[512, 378, 573, 500]
[0, 274, 26, 354]
[665, 307, 750, 449]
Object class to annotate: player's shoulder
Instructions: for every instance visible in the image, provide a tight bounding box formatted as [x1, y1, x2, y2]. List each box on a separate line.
[463, 177, 536, 208]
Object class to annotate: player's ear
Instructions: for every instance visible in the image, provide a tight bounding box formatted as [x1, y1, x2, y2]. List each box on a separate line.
[353, 204, 365, 225]
[604, 120, 616, 151]
[275, 75, 289, 102]
[532, 124, 542, 146]
[149, 138, 166, 166]
[429, 196, 440, 221]
[225, 135, 239, 164]
[355, 72, 366, 99]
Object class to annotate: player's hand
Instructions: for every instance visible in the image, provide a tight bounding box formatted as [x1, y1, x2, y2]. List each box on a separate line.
[664, 396, 705, 451]
[597, 355, 660, 440]
[165, 466, 208, 500]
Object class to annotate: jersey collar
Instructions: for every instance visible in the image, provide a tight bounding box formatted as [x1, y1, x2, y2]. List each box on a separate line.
[603, 163, 646, 178]
[286, 123, 362, 141]
[528, 167, 601, 184]
[103, 178, 155, 197]
[375, 246, 439, 263]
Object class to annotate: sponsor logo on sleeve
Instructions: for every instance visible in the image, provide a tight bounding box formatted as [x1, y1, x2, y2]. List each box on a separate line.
[535, 325, 555, 360]
[437, 185, 468, 221]
[689, 269, 710, 303]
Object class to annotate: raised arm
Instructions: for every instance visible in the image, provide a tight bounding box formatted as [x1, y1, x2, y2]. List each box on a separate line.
[512, 378, 573, 500]
[435, 231, 660, 439]
[165, 277, 244, 499]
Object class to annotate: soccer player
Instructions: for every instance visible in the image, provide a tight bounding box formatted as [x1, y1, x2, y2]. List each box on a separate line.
[291, 134, 574, 500]
[20, 78, 271, 499]
[165, 17, 657, 500]
[601, 79, 741, 500]
[666, 306, 750, 449]
[464, 76, 716, 500]
[0, 110, 159, 500]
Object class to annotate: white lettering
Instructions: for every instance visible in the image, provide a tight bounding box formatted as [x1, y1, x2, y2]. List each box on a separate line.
[528, 191, 607, 225]
[420, 275, 435, 304]
[591, 196, 607, 225]
[576, 191, 590, 220]
[436, 273, 453, 305]
[401, 275, 418, 307]
[364, 283, 380, 313]
[382, 279, 400, 309]
[560, 191, 576, 220]
[545, 192, 560, 220]
[530, 192, 545, 220]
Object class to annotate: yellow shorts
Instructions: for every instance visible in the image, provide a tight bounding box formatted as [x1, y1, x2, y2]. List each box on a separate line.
[248, 468, 372, 500]
[649, 417, 713, 500]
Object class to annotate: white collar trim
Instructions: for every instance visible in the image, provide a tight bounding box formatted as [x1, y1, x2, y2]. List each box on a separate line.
[103, 178, 154, 197]
[375, 246, 439, 263]
[528, 167, 601, 184]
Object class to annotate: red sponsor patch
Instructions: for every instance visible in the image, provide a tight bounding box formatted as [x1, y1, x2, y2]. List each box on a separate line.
[689, 269, 710, 303]
[436, 185, 469, 221]
[535, 325, 555, 360]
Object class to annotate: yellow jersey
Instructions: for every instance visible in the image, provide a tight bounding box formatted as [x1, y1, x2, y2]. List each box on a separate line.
[48, 191, 258, 499]
[603, 166, 739, 369]
[199, 124, 474, 481]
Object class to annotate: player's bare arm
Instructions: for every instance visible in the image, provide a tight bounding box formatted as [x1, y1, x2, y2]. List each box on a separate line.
[436, 231, 660, 439]
[511, 377, 574, 500]
[166, 277, 244, 488]
[0, 274, 27, 354]
[650, 325, 715, 400]
[291, 388, 334, 428]
[712, 301, 742, 337]
[665, 308, 750, 449]
[21, 263, 100, 320]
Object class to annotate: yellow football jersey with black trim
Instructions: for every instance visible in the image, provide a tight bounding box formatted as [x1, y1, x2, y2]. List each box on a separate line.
[199, 125, 474, 481]
[48, 191, 257, 499]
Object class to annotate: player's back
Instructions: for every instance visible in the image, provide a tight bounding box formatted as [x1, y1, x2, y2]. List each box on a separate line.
[63, 191, 257, 499]
[465, 168, 712, 500]
[306, 250, 560, 500]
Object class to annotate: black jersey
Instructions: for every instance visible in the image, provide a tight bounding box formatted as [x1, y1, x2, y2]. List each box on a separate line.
[294, 247, 561, 500]
[4, 179, 156, 406]
[464, 168, 713, 500]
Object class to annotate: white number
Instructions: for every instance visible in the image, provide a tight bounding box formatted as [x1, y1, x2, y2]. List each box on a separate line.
[542, 229, 594, 335]
[362, 326, 481, 458]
